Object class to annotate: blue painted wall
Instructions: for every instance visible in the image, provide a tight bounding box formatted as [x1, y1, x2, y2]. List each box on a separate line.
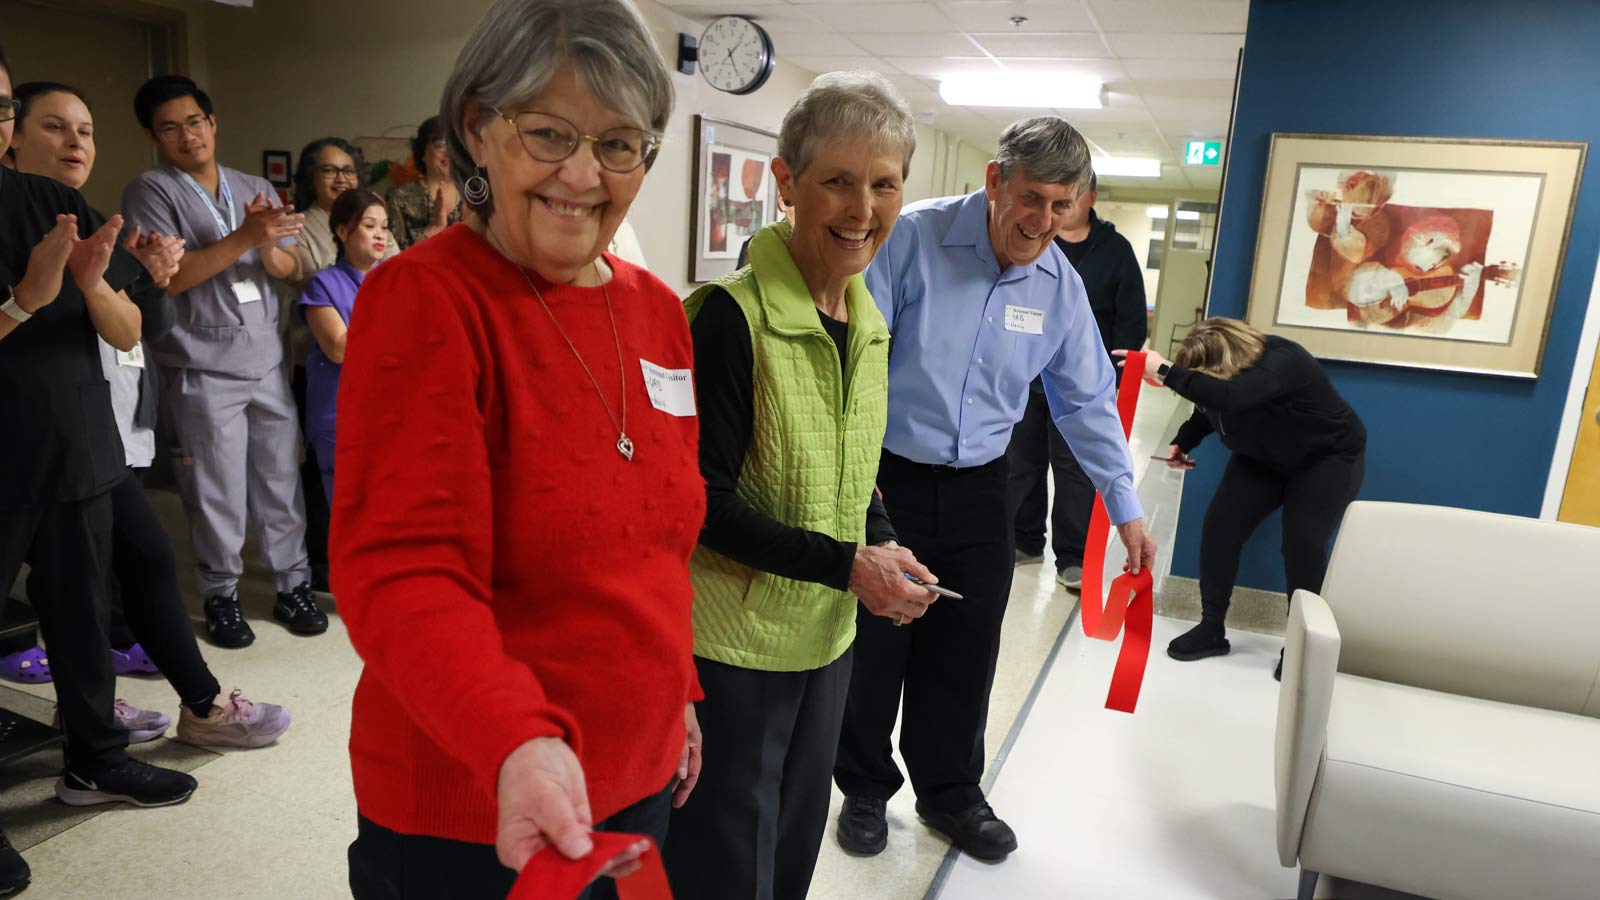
[1172, 0, 1600, 590]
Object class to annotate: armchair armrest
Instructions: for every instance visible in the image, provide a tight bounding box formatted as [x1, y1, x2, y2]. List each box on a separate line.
[1276, 589, 1341, 867]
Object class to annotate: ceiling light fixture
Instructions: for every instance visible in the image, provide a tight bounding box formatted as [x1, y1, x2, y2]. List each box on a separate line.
[1094, 156, 1161, 178]
[938, 73, 1104, 109]
[1147, 206, 1202, 219]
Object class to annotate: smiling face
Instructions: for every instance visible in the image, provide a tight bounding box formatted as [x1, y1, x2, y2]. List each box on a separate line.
[775, 137, 905, 288]
[337, 201, 390, 270]
[11, 89, 95, 189]
[984, 163, 1082, 270]
[148, 95, 215, 173]
[464, 64, 648, 283]
[313, 144, 360, 211]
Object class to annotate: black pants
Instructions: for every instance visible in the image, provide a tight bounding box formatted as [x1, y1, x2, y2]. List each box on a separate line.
[0, 492, 127, 768]
[1199, 452, 1366, 625]
[665, 650, 852, 900]
[1004, 389, 1094, 569]
[104, 471, 222, 713]
[348, 782, 674, 900]
[291, 364, 330, 588]
[835, 452, 1014, 814]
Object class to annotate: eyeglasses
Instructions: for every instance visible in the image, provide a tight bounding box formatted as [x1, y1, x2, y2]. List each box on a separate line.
[153, 114, 211, 142]
[0, 97, 19, 123]
[496, 110, 660, 174]
[317, 165, 360, 182]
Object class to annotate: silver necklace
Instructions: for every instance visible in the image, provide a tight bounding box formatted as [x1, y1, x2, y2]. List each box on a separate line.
[513, 261, 633, 462]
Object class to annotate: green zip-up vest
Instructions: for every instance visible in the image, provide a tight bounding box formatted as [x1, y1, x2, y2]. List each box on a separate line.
[684, 222, 890, 672]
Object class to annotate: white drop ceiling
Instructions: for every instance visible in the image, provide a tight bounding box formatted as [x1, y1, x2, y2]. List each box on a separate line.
[658, 0, 1245, 195]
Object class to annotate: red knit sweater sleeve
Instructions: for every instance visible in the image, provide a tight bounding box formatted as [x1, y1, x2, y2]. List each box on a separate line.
[332, 259, 581, 798]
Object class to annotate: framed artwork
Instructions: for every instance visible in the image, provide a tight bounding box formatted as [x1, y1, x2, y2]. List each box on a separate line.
[1246, 133, 1586, 378]
[263, 150, 292, 188]
[690, 115, 780, 282]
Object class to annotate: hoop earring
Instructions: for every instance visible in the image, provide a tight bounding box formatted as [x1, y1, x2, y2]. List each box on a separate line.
[464, 167, 491, 206]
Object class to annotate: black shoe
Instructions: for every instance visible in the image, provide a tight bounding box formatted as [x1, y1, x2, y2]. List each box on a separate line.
[1274, 648, 1284, 682]
[204, 593, 255, 648]
[274, 583, 329, 635]
[0, 828, 28, 896]
[1167, 621, 1230, 662]
[55, 756, 197, 808]
[916, 800, 1017, 861]
[836, 796, 888, 855]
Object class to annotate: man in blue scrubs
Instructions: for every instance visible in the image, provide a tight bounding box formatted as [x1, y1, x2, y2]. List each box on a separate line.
[834, 117, 1155, 862]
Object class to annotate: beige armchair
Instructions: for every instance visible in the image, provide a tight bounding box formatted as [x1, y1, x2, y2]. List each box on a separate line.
[1275, 501, 1600, 900]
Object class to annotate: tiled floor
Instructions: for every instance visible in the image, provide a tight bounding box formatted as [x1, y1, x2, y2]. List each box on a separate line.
[0, 385, 1415, 899]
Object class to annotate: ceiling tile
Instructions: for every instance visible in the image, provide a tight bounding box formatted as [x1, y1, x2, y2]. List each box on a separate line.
[793, 3, 958, 32]
[885, 56, 1005, 78]
[784, 55, 904, 75]
[1086, 0, 1247, 33]
[1121, 57, 1239, 80]
[855, 33, 987, 56]
[994, 57, 1129, 82]
[1133, 78, 1237, 100]
[1106, 32, 1244, 60]
[937, 1, 1096, 32]
[970, 32, 1108, 58]
[769, 31, 870, 56]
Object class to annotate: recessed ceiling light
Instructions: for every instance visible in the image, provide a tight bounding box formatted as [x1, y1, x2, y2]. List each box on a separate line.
[938, 73, 1103, 109]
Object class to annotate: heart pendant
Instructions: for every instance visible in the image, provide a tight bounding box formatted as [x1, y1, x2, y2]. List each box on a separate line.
[617, 434, 635, 462]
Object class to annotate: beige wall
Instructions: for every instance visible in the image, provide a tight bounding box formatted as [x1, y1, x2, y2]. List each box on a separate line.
[86, 0, 986, 296]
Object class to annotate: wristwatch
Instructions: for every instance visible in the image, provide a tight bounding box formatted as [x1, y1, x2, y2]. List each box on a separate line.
[1, 286, 32, 323]
[1156, 362, 1171, 381]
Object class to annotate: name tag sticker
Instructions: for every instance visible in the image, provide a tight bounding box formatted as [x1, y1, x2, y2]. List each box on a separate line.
[117, 343, 146, 369]
[1004, 305, 1045, 335]
[231, 280, 263, 305]
[640, 359, 696, 417]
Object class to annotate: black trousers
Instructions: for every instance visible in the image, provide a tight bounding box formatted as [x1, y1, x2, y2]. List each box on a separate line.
[1199, 452, 1366, 625]
[348, 782, 674, 900]
[291, 364, 330, 587]
[0, 491, 127, 767]
[1004, 389, 1094, 568]
[664, 650, 853, 900]
[104, 471, 222, 713]
[835, 452, 1014, 814]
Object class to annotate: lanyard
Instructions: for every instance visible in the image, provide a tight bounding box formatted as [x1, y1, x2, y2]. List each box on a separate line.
[176, 168, 236, 243]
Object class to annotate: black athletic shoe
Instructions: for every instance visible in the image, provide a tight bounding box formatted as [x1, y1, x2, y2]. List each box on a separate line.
[836, 796, 889, 855]
[55, 757, 197, 808]
[274, 583, 329, 635]
[916, 800, 1018, 861]
[1166, 621, 1231, 662]
[0, 828, 29, 895]
[204, 592, 255, 648]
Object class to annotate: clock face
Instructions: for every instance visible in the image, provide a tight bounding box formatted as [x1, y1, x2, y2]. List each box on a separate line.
[699, 16, 774, 95]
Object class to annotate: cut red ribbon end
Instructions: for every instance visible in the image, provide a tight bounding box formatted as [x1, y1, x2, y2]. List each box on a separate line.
[511, 834, 674, 900]
[1078, 350, 1157, 714]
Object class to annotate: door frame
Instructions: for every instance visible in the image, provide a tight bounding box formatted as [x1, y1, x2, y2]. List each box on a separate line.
[1541, 245, 1600, 519]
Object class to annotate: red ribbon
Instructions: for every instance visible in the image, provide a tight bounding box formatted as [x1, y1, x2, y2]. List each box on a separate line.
[511, 834, 674, 900]
[1077, 350, 1157, 714]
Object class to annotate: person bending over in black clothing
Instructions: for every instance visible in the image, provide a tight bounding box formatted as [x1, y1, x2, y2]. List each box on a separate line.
[1116, 318, 1365, 681]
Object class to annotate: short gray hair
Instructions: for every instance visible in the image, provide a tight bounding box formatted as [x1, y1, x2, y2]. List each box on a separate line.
[994, 116, 1092, 192]
[778, 71, 917, 179]
[440, 0, 674, 214]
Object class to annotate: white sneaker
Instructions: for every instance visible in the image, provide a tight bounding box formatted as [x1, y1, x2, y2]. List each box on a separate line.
[175, 689, 291, 749]
[1056, 566, 1083, 590]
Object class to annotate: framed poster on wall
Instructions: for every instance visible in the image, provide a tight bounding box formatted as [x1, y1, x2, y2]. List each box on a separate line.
[1246, 132, 1586, 378]
[689, 115, 780, 283]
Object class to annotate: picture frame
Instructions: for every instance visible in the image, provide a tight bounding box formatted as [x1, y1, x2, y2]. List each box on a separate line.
[1246, 132, 1586, 378]
[689, 115, 780, 283]
[263, 150, 292, 188]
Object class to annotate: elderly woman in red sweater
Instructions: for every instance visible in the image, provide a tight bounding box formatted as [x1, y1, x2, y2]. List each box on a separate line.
[333, 2, 702, 897]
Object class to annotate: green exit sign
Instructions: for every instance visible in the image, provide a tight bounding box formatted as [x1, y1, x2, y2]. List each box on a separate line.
[1185, 140, 1223, 166]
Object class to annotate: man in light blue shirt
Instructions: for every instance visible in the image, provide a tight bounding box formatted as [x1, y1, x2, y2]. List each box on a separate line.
[834, 117, 1155, 862]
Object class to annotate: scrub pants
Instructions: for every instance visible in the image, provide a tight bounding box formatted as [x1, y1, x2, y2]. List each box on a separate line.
[162, 362, 310, 598]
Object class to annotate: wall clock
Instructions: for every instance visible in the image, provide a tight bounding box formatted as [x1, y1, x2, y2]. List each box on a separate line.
[697, 15, 775, 96]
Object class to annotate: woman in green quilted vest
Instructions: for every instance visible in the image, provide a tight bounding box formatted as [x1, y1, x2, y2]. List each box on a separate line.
[662, 72, 945, 900]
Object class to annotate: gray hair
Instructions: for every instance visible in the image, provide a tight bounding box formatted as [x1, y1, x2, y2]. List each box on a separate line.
[994, 116, 1092, 192]
[440, 0, 674, 214]
[778, 71, 917, 179]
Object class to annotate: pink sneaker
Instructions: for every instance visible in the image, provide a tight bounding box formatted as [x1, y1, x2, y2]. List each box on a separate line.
[114, 699, 171, 743]
[175, 689, 291, 749]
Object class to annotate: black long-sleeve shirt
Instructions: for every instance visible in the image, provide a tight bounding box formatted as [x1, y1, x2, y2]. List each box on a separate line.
[691, 288, 897, 592]
[1167, 335, 1365, 471]
[1032, 211, 1147, 395]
